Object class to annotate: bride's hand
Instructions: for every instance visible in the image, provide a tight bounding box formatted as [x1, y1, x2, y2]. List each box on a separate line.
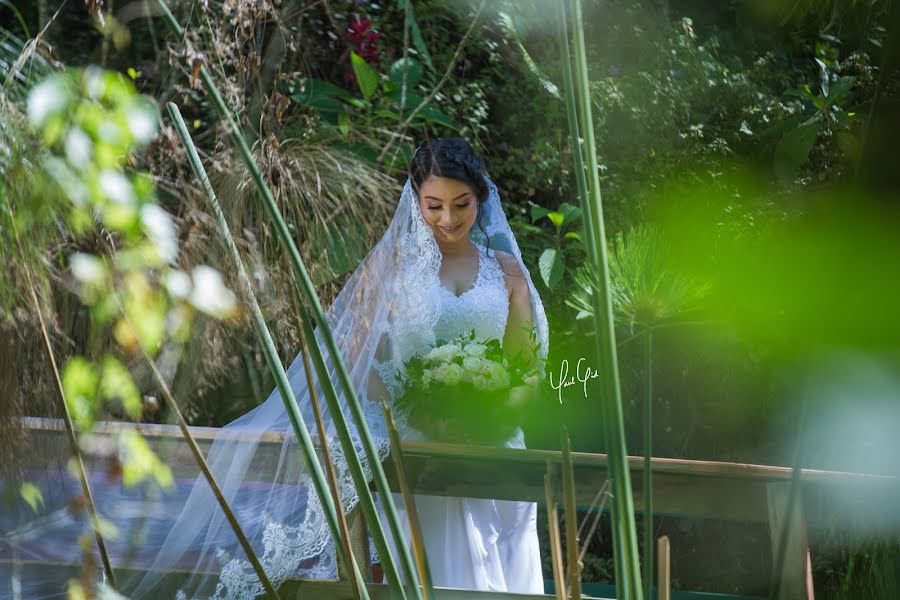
[506, 381, 538, 411]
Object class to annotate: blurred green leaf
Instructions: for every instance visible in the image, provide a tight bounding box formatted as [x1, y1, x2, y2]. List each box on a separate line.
[775, 120, 820, 182]
[62, 357, 99, 431]
[288, 78, 354, 113]
[530, 203, 551, 222]
[19, 482, 44, 512]
[559, 202, 583, 227]
[403, 0, 434, 72]
[827, 76, 856, 106]
[99, 355, 142, 420]
[388, 57, 423, 90]
[118, 430, 174, 489]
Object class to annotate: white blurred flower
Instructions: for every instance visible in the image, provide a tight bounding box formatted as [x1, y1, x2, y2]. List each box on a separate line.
[189, 265, 237, 318]
[27, 77, 69, 128]
[473, 375, 491, 391]
[164, 269, 192, 300]
[70, 253, 106, 286]
[128, 103, 158, 145]
[141, 204, 177, 263]
[99, 170, 136, 206]
[421, 368, 433, 387]
[83, 66, 106, 100]
[64, 128, 92, 170]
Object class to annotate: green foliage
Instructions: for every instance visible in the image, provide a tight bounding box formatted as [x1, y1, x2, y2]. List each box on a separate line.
[12, 66, 239, 500]
[522, 200, 584, 291]
[285, 55, 456, 168]
[568, 224, 711, 329]
[19, 482, 45, 512]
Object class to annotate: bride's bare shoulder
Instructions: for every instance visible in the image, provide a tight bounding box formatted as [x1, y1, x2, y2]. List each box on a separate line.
[492, 250, 527, 296]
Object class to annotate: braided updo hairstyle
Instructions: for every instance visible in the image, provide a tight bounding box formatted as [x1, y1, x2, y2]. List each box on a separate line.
[409, 137, 493, 253]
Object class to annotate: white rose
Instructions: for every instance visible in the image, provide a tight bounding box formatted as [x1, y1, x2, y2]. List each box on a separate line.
[421, 369, 433, 387]
[463, 356, 483, 372]
[444, 342, 462, 359]
[445, 363, 463, 384]
[478, 360, 496, 377]
[424, 346, 446, 362]
[492, 364, 510, 388]
[463, 343, 487, 357]
[433, 364, 451, 383]
[473, 375, 491, 391]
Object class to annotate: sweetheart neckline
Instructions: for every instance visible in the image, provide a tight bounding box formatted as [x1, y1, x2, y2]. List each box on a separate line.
[438, 250, 484, 300]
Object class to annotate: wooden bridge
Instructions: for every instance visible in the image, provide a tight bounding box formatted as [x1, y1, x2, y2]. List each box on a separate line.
[8, 417, 898, 599]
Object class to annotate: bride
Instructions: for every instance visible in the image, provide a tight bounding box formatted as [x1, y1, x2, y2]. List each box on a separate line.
[17, 137, 549, 598]
[368, 137, 548, 593]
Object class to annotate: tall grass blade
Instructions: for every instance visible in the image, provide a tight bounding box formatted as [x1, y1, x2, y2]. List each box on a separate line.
[544, 462, 567, 600]
[563, 0, 645, 596]
[378, 396, 436, 600]
[295, 314, 365, 600]
[562, 427, 582, 600]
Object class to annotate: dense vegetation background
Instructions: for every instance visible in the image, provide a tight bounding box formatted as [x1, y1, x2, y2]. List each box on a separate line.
[2, 0, 899, 596]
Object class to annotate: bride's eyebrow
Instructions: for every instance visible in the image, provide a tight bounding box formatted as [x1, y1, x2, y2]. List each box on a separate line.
[425, 191, 471, 202]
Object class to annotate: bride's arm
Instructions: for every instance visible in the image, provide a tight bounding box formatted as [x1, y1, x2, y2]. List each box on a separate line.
[497, 251, 537, 368]
[496, 251, 541, 411]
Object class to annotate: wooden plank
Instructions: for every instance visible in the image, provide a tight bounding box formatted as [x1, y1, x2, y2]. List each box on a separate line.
[658, 535, 671, 600]
[767, 482, 815, 600]
[2, 562, 612, 599]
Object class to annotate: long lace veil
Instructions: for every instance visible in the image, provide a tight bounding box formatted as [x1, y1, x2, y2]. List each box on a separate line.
[12, 172, 549, 599]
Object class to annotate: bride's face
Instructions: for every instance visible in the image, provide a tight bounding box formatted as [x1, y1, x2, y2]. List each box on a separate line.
[418, 175, 478, 244]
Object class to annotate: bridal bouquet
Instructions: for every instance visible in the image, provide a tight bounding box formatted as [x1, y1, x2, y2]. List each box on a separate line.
[390, 329, 541, 444]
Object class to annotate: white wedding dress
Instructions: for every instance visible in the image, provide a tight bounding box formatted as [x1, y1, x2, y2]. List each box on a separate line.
[371, 245, 545, 594]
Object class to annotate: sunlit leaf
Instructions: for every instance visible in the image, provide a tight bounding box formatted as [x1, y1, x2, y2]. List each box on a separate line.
[19, 482, 44, 512]
[350, 51, 379, 102]
[539, 248, 565, 289]
[547, 211, 564, 228]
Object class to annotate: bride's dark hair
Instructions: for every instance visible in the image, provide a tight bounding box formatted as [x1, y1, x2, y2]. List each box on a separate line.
[409, 136, 493, 252]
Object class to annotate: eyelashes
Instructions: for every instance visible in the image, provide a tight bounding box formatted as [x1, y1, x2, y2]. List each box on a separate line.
[427, 202, 472, 211]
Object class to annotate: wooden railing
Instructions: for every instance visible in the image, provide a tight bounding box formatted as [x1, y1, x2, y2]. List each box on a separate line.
[18, 418, 900, 599]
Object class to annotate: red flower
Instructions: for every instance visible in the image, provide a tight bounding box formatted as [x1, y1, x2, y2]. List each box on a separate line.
[346, 14, 382, 67]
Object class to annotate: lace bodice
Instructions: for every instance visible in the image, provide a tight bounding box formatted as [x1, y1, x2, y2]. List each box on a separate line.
[373, 244, 510, 401]
[433, 246, 509, 344]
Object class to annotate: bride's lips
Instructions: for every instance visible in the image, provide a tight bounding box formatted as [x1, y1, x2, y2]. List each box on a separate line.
[439, 224, 462, 234]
